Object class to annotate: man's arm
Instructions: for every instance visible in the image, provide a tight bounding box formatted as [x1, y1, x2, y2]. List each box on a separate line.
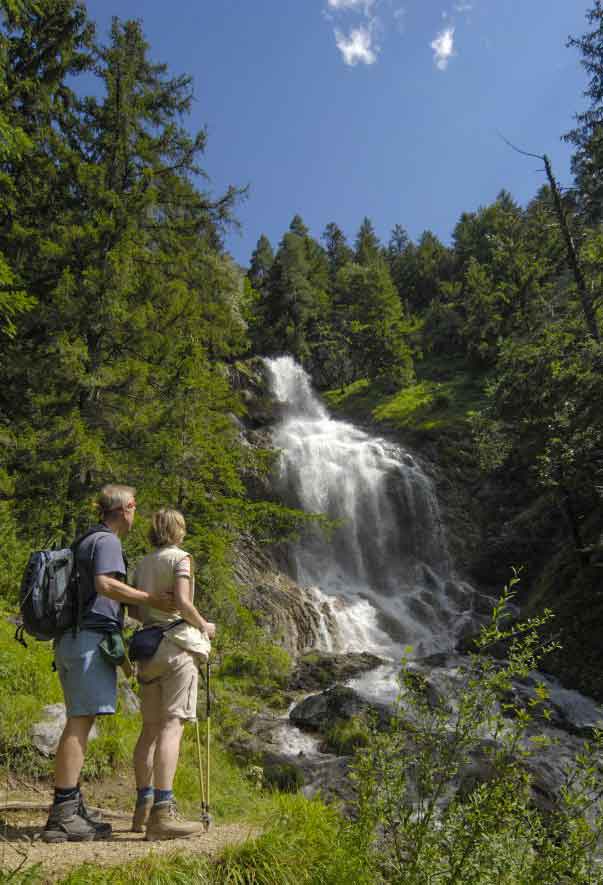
[95, 575, 176, 613]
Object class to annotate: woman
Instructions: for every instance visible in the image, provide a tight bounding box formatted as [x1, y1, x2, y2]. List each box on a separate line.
[130, 508, 216, 841]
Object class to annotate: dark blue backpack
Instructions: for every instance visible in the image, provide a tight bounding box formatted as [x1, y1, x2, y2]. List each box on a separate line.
[15, 528, 112, 646]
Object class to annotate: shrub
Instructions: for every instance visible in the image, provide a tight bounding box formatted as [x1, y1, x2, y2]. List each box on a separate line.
[262, 763, 305, 793]
[324, 716, 370, 755]
[353, 575, 603, 884]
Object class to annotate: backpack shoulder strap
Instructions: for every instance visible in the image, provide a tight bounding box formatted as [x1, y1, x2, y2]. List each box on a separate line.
[70, 526, 115, 634]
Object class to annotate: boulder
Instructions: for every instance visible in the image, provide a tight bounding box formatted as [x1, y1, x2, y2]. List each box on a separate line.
[289, 651, 385, 692]
[289, 685, 391, 733]
[118, 677, 140, 714]
[31, 704, 98, 757]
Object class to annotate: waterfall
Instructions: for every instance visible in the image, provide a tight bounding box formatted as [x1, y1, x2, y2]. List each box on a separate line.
[265, 356, 477, 657]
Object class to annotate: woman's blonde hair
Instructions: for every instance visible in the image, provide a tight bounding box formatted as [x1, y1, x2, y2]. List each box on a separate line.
[96, 484, 136, 519]
[149, 508, 186, 547]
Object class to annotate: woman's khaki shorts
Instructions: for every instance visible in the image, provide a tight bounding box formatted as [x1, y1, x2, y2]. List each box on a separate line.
[137, 637, 198, 722]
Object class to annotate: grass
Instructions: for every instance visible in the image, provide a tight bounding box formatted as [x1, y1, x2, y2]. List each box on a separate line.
[51, 795, 375, 885]
[0, 608, 63, 777]
[323, 353, 489, 435]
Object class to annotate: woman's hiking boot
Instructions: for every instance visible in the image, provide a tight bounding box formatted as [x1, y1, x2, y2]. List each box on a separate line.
[131, 795, 153, 833]
[42, 798, 109, 843]
[145, 800, 204, 841]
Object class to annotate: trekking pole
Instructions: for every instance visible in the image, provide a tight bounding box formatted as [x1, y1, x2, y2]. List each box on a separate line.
[195, 718, 207, 815]
[206, 657, 211, 824]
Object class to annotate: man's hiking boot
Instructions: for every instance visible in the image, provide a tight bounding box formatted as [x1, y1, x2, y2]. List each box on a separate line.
[42, 798, 108, 843]
[145, 800, 204, 841]
[131, 795, 153, 833]
[78, 795, 112, 839]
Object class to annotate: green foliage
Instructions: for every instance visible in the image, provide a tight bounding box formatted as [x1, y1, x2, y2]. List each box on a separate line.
[324, 353, 487, 437]
[353, 578, 603, 884]
[56, 854, 213, 885]
[354, 216, 381, 266]
[333, 260, 414, 388]
[254, 219, 329, 368]
[215, 794, 376, 885]
[219, 644, 292, 687]
[565, 0, 603, 223]
[262, 762, 305, 793]
[324, 715, 370, 755]
[0, 606, 62, 776]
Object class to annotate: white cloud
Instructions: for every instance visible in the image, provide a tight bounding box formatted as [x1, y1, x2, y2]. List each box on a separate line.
[335, 25, 378, 65]
[393, 6, 406, 33]
[454, 1, 473, 11]
[430, 26, 455, 70]
[328, 0, 375, 13]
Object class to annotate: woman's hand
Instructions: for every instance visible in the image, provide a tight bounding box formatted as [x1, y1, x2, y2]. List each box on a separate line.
[203, 621, 216, 640]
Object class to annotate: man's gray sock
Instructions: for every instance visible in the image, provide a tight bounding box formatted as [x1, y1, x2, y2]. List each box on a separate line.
[54, 786, 79, 805]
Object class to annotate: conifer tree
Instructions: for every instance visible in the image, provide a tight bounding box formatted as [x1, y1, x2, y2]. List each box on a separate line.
[248, 235, 274, 294]
[334, 261, 414, 387]
[565, 0, 603, 222]
[0, 12, 246, 544]
[322, 222, 353, 280]
[354, 217, 381, 266]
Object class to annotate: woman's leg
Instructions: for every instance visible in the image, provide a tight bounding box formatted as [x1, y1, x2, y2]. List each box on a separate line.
[133, 721, 161, 788]
[153, 717, 184, 790]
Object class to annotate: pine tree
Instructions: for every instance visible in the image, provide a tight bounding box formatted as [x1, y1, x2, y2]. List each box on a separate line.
[248, 235, 274, 293]
[334, 261, 414, 387]
[0, 12, 246, 543]
[354, 217, 381, 266]
[322, 222, 353, 280]
[565, 0, 603, 222]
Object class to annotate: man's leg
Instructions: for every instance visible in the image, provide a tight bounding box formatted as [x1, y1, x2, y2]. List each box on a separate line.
[42, 716, 102, 844]
[55, 716, 96, 788]
[44, 630, 117, 842]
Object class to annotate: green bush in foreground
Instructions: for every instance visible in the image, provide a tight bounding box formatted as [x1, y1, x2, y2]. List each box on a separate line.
[354, 576, 603, 884]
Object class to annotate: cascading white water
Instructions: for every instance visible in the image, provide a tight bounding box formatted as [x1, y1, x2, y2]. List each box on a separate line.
[266, 356, 477, 657]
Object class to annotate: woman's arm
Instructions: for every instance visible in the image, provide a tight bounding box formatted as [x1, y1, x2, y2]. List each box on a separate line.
[174, 576, 215, 638]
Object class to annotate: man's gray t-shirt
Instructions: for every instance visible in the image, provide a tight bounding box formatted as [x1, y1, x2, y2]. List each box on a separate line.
[77, 525, 126, 632]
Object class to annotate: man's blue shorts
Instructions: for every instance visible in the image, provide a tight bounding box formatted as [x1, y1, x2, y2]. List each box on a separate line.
[54, 630, 117, 718]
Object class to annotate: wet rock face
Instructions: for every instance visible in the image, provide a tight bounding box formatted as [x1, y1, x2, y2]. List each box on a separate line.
[234, 535, 341, 657]
[290, 685, 392, 733]
[288, 651, 385, 692]
[231, 710, 357, 809]
[228, 358, 277, 428]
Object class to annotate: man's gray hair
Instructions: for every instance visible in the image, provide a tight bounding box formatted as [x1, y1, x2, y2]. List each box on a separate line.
[96, 484, 136, 518]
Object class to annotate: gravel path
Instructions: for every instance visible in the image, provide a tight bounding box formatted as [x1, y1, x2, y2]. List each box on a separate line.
[1, 790, 259, 882]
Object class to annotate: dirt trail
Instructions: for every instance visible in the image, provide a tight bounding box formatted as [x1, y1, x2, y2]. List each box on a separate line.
[1, 786, 259, 883]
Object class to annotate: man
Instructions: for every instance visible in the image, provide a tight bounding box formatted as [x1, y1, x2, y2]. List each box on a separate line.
[43, 484, 175, 843]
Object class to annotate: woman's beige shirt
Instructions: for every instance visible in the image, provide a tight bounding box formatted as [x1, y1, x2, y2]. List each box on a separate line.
[134, 544, 192, 627]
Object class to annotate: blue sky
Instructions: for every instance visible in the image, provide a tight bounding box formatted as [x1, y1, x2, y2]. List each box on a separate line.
[84, 0, 593, 266]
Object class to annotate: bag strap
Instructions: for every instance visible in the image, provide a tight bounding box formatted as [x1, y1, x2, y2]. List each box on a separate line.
[70, 526, 115, 636]
[163, 618, 186, 633]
